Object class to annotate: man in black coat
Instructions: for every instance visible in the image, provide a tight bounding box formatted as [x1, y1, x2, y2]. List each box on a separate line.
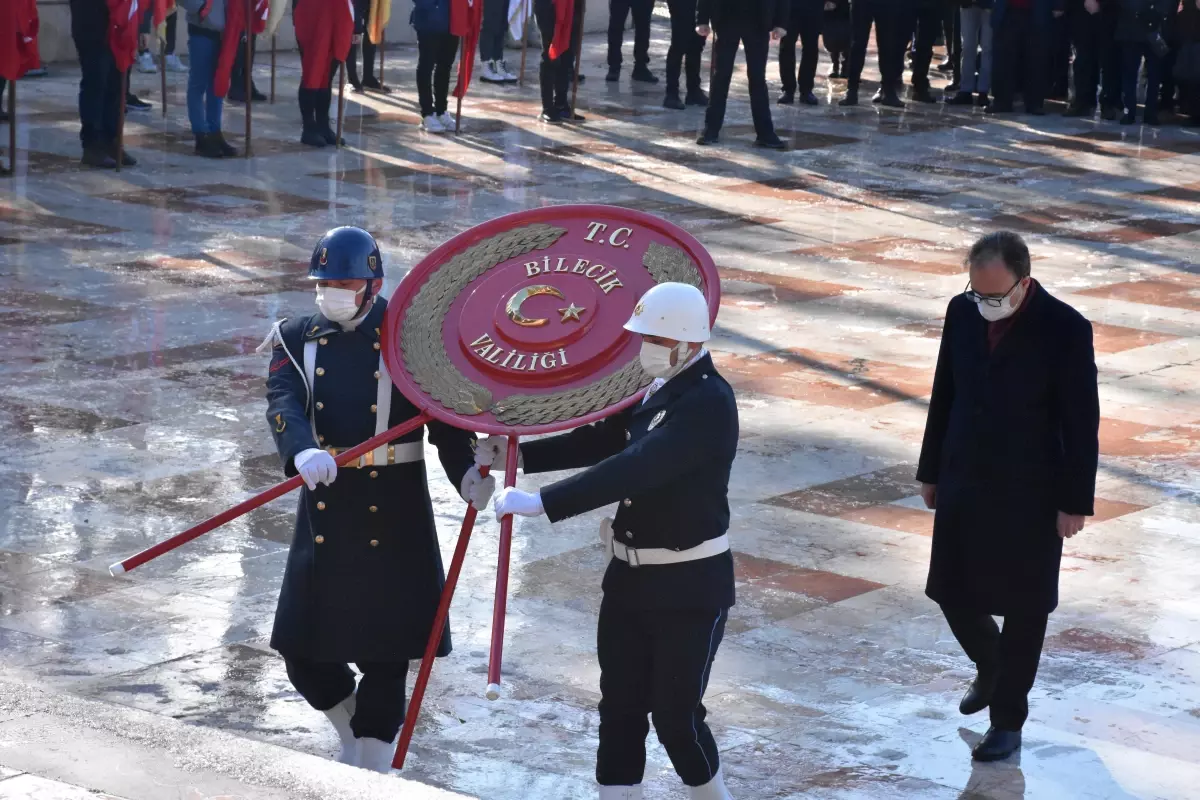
[917, 231, 1100, 763]
[696, 0, 788, 148]
[482, 282, 739, 800]
[607, 0, 659, 83]
[664, 0, 710, 109]
[261, 226, 493, 773]
[777, 0, 826, 105]
[839, 0, 906, 105]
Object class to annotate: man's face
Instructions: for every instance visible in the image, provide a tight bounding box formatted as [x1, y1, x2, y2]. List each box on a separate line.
[968, 258, 1027, 304]
[642, 334, 695, 366]
[316, 279, 370, 293]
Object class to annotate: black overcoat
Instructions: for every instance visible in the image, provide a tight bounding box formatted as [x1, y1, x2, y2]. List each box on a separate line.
[916, 284, 1099, 616]
[523, 354, 739, 611]
[264, 299, 475, 663]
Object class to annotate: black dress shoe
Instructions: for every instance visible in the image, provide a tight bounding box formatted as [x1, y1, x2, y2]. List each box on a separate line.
[1145, 112, 1161, 126]
[911, 86, 936, 103]
[1063, 104, 1094, 117]
[1101, 104, 1120, 121]
[321, 126, 346, 146]
[111, 147, 137, 167]
[301, 126, 327, 147]
[251, 86, 268, 102]
[213, 132, 238, 157]
[631, 66, 659, 84]
[958, 673, 997, 715]
[195, 133, 224, 158]
[755, 135, 787, 150]
[839, 89, 858, 106]
[664, 93, 686, 110]
[555, 106, 585, 121]
[81, 147, 117, 169]
[538, 110, 564, 124]
[975, 93, 990, 107]
[972, 727, 1022, 762]
[986, 102, 1013, 114]
[1027, 106, 1046, 116]
[126, 93, 152, 112]
[685, 89, 709, 106]
[944, 91, 973, 105]
[800, 92, 818, 106]
[778, 92, 795, 105]
[606, 66, 620, 82]
[696, 129, 719, 145]
[879, 90, 905, 108]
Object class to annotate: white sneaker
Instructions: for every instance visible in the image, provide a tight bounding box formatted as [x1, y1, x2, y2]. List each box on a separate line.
[421, 114, 446, 133]
[498, 60, 519, 82]
[136, 51, 157, 74]
[437, 112, 455, 130]
[480, 60, 505, 83]
[165, 54, 188, 72]
[358, 736, 396, 773]
[687, 768, 733, 800]
[321, 694, 358, 766]
[599, 786, 643, 799]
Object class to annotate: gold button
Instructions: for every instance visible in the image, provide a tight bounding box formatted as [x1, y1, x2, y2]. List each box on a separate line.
[625, 431, 631, 441]
[369, 470, 379, 479]
[374, 371, 381, 379]
[317, 501, 326, 510]
[374, 342, 381, 351]
[627, 531, 634, 539]
[703, 374, 709, 380]
[318, 435, 326, 443]
[316, 402, 324, 410]
[315, 535, 325, 544]
[319, 337, 328, 345]
[370, 404, 378, 413]
[316, 367, 325, 376]
[370, 539, 379, 547]
[369, 505, 378, 513]
[622, 499, 632, 507]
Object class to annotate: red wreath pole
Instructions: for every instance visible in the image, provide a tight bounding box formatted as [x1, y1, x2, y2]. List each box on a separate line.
[485, 436, 520, 699]
[379, 30, 386, 88]
[392, 461, 493, 769]
[6, 79, 15, 175]
[244, 0, 253, 158]
[160, 39, 168, 117]
[336, 60, 346, 147]
[569, 0, 584, 118]
[109, 413, 432, 575]
[270, 35, 276, 103]
[518, 0, 531, 87]
[116, 70, 128, 172]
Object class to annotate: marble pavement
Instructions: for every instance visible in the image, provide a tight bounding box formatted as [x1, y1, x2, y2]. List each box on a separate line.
[1, 17, 1198, 800]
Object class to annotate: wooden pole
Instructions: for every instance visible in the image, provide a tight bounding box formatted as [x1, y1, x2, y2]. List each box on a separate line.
[160, 39, 168, 117]
[336, 61, 346, 147]
[243, 1, 253, 158]
[270, 35, 276, 104]
[518, 0, 531, 87]
[5, 80, 15, 176]
[116, 70, 127, 172]
[379, 31, 386, 88]
[569, 0, 584, 118]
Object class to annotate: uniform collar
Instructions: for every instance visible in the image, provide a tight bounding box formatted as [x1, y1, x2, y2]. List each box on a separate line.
[637, 351, 714, 414]
[303, 297, 388, 341]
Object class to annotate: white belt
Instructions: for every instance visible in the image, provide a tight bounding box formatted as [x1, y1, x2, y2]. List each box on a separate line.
[325, 440, 423, 468]
[599, 518, 730, 568]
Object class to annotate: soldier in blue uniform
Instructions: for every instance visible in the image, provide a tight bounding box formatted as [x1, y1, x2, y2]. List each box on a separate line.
[259, 226, 495, 772]
[481, 282, 739, 800]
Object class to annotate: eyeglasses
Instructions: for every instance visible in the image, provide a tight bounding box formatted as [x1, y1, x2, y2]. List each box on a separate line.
[964, 278, 1020, 308]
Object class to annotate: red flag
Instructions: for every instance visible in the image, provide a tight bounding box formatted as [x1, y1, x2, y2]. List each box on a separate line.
[0, 0, 40, 81]
[548, 0, 574, 61]
[106, 0, 141, 72]
[450, 0, 483, 99]
[214, 0, 269, 98]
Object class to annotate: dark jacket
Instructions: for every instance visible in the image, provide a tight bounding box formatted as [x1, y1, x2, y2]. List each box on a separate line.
[265, 299, 476, 662]
[411, 0, 452, 34]
[1115, 0, 1172, 41]
[354, 0, 370, 34]
[993, 0, 1066, 28]
[917, 284, 1099, 616]
[69, 0, 110, 43]
[523, 354, 739, 611]
[697, 0, 788, 32]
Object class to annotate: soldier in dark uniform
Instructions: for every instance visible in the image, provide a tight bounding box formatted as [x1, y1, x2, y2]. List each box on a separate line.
[481, 282, 739, 800]
[260, 226, 494, 772]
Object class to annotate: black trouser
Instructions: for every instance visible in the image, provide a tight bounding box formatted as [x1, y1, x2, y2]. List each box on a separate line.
[846, 0, 904, 90]
[1068, 5, 1119, 109]
[941, 605, 1048, 731]
[780, 0, 824, 95]
[666, 0, 706, 94]
[991, 7, 1048, 110]
[480, 0, 510, 61]
[608, 0, 654, 68]
[298, 61, 340, 130]
[348, 39, 380, 86]
[706, 19, 776, 137]
[596, 598, 728, 787]
[1122, 41, 1163, 117]
[905, 0, 942, 89]
[285, 657, 410, 742]
[536, 0, 582, 111]
[941, 0, 960, 79]
[73, 34, 123, 149]
[1048, 12, 1070, 96]
[417, 32, 460, 116]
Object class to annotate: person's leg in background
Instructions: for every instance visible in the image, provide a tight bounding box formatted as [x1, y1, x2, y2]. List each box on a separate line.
[433, 33, 461, 126]
[778, 3, 803, 103]
[796, 0, 824, 103]
[347, 40, 364, 90]
[607, 0, 635, 79]
[840, 0, 876, 103]
[950, 6, 980, 102]
[1021, 9, 1048, 112]
[874, 0, 906, 104]
[701, 27, 742, 139]
[630, 0, 658, 81]
[1048, 10, 1070, 98]
[480, 0, 513, 81]
[976, 8, 993, 103]
[1067, 1, 1099, 113]
[941, 0, 961, 83]
[988, 8, 1017, 110]
[1142, 43, 1164, 124]
[188, 32, 220, 156]
[535, 0, 559, 117]
[910, 1, 941, 101]
[742, 20, 783, 144]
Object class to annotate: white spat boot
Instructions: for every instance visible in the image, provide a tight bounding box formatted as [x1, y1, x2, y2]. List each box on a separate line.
[359, 736, 398, 773]
[688, 768, 733, 799]
[598, 785, 643, 799]
[323, 693, 358, 765]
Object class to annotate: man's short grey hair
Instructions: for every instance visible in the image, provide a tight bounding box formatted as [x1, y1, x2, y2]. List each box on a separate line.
[965, 231, 1032, 279]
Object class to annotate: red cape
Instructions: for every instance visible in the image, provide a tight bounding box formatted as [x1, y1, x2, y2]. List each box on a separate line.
[106, 0, 141, 72]
[215, 0, 269, 98]
[548, 0, 574, 61]
[0, 0, 40, 81]
[450, 0, 483, 99]
[293, 0, 355, 89]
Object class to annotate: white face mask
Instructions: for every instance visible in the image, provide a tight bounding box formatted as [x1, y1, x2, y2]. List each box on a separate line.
[974, 283, 1024, 323]
[316, 286, 364, 322]
[639, 341, 690, 378]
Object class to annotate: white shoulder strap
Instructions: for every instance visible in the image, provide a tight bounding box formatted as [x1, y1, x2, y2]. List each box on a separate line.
[372, 355, 394, 464]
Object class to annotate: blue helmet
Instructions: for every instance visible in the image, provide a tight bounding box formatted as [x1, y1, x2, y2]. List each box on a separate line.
[308, 226, 383, 281]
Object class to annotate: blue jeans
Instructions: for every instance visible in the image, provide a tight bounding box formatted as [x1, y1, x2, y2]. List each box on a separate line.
[187, 33, 224, 135]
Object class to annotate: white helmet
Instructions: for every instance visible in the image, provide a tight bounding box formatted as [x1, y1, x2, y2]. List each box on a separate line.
[623, 282, 711, 343]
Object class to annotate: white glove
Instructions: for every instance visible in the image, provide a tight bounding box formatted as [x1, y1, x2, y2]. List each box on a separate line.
[475, 436, 523, 471]
[460, 465, 497, 512]
[294, 448, 337, 491]
[493, 487, 544, 521]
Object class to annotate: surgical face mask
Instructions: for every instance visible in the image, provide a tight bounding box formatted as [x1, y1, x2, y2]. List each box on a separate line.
[639, 341, 690, 378]
[967, 279, 1025, 322]
[316, 286, 364, 322]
